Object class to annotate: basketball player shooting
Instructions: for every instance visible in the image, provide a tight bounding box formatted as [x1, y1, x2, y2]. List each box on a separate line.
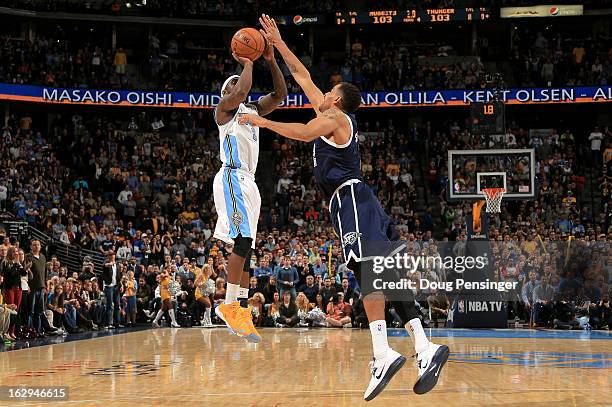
[213, 42, 287, 343]
[239, 14, 449, 401]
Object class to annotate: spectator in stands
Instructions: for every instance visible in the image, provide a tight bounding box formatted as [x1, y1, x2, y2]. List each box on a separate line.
[532, 275, 555, 327]
[0, 246, 27, 338]
[319, 277, 336, 310]
[102, 251, 123, 329]
[311, 256, 327, 277]
[254, 258, 273, 286]
[339, 277, 356, 305]
[276, 290, 299, 327]
[25, 239, 52, 335]
[276, 256, 299, 300]
[589, 126, 604, 167]
[299, 275, 318, 304]
[0, 273, 18, 342]
[427, 290, 450, 328]
[325, 293, 352, 328]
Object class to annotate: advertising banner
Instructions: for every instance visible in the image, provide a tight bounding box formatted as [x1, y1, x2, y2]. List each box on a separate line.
[0, 84, 609, 109]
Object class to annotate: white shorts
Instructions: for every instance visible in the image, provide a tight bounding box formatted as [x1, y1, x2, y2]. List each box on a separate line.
[213, 168, 260, 249]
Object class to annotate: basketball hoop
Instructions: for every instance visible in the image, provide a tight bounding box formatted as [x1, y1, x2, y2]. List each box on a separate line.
[481, 188, 506, 213]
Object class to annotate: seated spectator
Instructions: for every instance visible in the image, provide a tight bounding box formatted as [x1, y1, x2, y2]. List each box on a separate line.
[319, 277, 336, 310]
[532, 276, 555, 327]
[247, 276, 260, 298]
[276, 291, 299, 328]
[427, 290, 450, 328]
[299, 275, 319, 304]
[0, 274, 18, 342]
[325, 293, 352, 328]
[262, 276, 279, 305]
[339, 277, 356, 305]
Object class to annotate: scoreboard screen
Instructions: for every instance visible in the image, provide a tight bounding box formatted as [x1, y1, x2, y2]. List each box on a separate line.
[470, 102, 505, 134]
[335, 8, 492, 25]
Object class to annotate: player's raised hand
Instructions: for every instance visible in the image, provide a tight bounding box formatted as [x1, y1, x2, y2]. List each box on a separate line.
[262, 40, 274, 62]
[238, 113, 267, 128]
[259, 14, 282, 46]
[232, 52, 253, 66]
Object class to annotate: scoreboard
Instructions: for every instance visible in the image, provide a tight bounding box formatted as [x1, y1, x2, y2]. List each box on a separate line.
[335, 8, 492, 25]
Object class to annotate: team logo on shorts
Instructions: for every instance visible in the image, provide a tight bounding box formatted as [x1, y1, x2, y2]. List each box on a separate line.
[343, 232, 361, 246]
[231, 211, 244, 228]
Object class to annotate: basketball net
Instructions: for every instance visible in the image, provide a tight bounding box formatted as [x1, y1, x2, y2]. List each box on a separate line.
[482, 188, 506, 213]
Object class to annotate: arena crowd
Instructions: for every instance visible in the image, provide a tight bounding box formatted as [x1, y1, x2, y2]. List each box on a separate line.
[0, 108, 610, 344]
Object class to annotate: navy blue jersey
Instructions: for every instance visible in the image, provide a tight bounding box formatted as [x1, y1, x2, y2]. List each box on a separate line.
[312, 112, 363, 198]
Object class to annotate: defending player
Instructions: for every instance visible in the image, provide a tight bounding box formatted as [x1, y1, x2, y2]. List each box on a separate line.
[213, 43, 287, 343]
[239, 15, 449, 400]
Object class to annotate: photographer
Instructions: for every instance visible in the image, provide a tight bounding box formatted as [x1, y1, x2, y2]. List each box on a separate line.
[532, 276, 555, 327]
[135, 276, 151, 322]
[553, 292, 580, 329]
[80, 256, 96, 281]
[590, 298, 611, 329]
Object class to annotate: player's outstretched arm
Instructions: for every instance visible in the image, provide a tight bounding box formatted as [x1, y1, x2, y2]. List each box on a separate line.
[254, 43, 288, 116]
[216, 53, 254, 120]
[259, 14, 324, 112]
[238, 109, 341, 143]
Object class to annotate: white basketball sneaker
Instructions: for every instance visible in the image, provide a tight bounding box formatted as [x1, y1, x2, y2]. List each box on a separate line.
[413, 342, 450, 395]
[363, 348, 407, 401]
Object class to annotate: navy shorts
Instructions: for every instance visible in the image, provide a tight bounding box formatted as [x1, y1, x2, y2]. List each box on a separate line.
[329, 180, 399, 265]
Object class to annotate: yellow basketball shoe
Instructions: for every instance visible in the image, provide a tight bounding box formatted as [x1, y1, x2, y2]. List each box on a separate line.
[215, 302, 261, 343]
[236, 305, 261, 343]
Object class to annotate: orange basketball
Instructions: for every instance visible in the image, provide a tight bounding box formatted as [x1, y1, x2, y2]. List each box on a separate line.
[231, 27, 265, 61]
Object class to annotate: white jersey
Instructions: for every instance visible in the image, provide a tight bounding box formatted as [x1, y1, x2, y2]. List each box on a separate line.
[213, 102, 261, 249]
[216, 103, 259, 175]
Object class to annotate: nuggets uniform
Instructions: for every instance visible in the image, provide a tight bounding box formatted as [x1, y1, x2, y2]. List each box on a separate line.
[213, 103, 261, 249]
[313, 112, 398, 264]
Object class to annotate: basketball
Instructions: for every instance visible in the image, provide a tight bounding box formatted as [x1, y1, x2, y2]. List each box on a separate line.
[231, 27, 265, 61]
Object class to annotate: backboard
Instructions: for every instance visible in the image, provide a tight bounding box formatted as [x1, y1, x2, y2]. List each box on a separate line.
[448, 149, 536, 201]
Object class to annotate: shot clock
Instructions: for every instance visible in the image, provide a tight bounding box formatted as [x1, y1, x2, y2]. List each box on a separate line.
[470, 102, 505, 134]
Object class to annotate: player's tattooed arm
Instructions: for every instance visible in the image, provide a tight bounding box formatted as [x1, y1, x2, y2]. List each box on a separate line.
[238, 113, 339, 143]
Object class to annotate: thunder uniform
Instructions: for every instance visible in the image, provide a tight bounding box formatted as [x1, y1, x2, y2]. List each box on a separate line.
[213, 103, 261, 249]
[313, 112, 398, 265]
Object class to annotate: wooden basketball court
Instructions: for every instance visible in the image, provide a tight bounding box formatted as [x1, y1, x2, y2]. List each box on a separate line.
[1, 328, 610, 406]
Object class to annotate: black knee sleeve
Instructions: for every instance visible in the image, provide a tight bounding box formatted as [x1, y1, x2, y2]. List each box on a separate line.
[233, 234, 253, 258]
[242, 248, 252, 273]
[389, 299, 419, 325]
